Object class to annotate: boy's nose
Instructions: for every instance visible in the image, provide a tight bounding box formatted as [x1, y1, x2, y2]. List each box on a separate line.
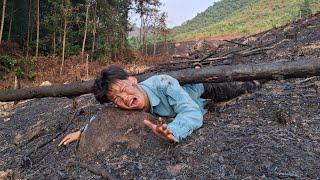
[119, 93, 130, 103]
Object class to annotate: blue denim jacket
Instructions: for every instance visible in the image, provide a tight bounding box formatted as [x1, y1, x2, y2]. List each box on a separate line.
[139, 75, 206, 141]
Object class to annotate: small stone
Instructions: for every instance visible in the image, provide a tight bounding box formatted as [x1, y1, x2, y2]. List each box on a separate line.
[211, 152, 219, 158]
[121, 155, 128, 161]
[0, 169, 13, 179]
[166, 163, 188, 176]
[136, 162, 143, 170]
[218, 155, 224, 163]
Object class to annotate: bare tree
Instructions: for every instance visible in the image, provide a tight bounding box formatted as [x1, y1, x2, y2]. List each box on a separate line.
[81, 3, 90, 63]
[0, 0, 7, 45]
[91, 2, 96, 61]
[60, 0, 69, 76]
[35, 0, 39, 59]
[26, 0, 32, 58]
[158, 12, 168, 54]
[53, 29, 56, 57]
[152, 10, 163, 56]
[7, 6, 13, 41]
[134, 0, 161, 56]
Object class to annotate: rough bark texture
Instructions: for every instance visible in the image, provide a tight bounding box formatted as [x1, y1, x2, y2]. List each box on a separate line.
[26, 0, 31, 58]
[60, 6, 67, 75]
[138, 57, 320, 83]
[78, 107, 156, 159]
[35, 0, 39, 59]
[81, 4, 89, 63]
[0, 0, 6, 44]
[91, 3, 96, 61]
[1, 57, 319, 102]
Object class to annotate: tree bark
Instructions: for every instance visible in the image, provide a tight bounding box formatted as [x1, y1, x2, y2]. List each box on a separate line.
[86, 54, 89, 79]
[153, 17, 157, 56]
[35, 0, 39, 59]
[53, 30, 56, 57]
[91, 3, 96, 61]
[7, 9, 12, 41]
[81, 4, 89, 63]
[1, 57, 320, 102]
[60, 4, 68, 76]
[0, 0, 6, 45]
[26, 0, 31, 58]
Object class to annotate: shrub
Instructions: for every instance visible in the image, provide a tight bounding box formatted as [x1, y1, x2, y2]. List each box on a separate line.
[0, 55, 34, 79]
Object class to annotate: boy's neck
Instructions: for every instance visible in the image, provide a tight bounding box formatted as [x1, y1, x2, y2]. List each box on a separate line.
[141, 87, 150, 112]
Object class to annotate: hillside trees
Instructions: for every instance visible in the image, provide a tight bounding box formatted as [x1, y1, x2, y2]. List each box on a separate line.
[173, 0, 260, 35]
[171, 0, 320, 41]
[0, 0, 137, 63]
[134, 0, 162, 55]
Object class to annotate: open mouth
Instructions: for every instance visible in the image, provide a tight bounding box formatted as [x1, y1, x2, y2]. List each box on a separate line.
[130, 97, 138, 107]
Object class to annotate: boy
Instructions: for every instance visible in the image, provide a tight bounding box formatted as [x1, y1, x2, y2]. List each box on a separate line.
[59, 66, 260, 146]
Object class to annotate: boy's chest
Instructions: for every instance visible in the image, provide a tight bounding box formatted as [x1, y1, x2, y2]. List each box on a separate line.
[153, 101, 176, 118]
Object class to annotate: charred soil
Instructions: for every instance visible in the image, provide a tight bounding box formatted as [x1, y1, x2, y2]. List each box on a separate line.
[1, 13, 320, 179]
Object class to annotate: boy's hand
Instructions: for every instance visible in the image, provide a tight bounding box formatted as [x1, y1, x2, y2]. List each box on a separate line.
[58, 131, 81, 146]
[143, 119, 178, 143]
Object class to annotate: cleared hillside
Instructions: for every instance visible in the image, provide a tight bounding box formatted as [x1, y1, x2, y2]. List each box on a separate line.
[173, 0, 260, 34]
[172, 0, 320, 40]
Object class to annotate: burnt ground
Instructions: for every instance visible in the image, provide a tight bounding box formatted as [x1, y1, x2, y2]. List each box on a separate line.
[1, 13, 320, 179]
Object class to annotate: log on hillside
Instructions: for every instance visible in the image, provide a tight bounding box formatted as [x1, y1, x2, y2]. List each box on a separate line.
[138, 57, 320, 83]
[1, 57, 320, 102]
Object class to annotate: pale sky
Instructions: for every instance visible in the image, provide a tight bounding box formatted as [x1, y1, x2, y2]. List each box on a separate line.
[160, 0, 220, 28]
[130, 0, 220, 28]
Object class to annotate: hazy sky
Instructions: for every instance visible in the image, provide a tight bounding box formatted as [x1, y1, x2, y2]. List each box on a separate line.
[130, 0, 220, 28]
[160, 0, 219, 28]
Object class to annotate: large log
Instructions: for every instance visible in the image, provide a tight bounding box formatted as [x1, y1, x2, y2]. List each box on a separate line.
[1, 57, 320, 102]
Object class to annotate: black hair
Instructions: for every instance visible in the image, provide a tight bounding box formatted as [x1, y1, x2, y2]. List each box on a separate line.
[92, 66, 129, 104]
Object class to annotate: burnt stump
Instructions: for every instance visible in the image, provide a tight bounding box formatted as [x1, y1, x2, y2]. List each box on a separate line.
[78, 107, 155, 159]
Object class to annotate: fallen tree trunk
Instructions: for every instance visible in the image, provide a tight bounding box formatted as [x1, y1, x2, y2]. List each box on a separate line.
[1, 57, 319, 102]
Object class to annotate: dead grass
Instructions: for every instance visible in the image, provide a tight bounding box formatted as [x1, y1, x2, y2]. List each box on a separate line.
[0, 53, 171, 90]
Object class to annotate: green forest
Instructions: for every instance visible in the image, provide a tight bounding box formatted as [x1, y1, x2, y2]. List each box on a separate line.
[0, 0, 167, 82]
[172, 0, 320, 40]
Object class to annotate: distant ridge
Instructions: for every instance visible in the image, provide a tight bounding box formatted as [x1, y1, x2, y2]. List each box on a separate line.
[171, 0, 320, 40]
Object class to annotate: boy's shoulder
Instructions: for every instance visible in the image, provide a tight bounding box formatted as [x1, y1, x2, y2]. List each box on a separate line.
[140, 74, 178, 88]
[143, 74, 177, 83]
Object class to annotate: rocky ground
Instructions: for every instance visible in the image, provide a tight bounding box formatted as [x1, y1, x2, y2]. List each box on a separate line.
[1, 13, 320, 179]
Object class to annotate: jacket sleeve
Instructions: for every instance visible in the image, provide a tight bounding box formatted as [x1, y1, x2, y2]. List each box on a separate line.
[160, 75, 203, 141]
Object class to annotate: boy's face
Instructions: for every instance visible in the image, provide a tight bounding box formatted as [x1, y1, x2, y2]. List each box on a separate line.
[107, 77, 148, 111]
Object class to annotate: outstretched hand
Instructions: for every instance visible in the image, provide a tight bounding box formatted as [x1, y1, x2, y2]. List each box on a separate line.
[58, 131, 81, 146]
[143, 119, 178, 143]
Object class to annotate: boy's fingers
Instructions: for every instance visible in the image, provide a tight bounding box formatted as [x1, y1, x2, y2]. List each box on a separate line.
[144, 119, 177, 143]
[162, 124, 167, 130]
[64, 139, 73, 145]
[157, 125, 173, 138]
[143, 119, 156, 130]
[58, 137, 69, 146]
[168, 134, 178, 142]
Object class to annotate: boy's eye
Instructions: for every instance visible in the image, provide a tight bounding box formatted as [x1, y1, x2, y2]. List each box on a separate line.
[122, 86, 128, 92]
[114, 97, 119, 104]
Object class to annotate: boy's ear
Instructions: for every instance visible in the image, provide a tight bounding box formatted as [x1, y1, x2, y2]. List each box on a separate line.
[128, 76, 138, 84]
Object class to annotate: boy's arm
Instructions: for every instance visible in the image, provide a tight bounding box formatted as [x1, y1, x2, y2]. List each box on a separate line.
[58, 130, 81, 146]
[143, 119, 178, 142]
[58, 115, 96, 146]
[161, 75, 204, 142]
